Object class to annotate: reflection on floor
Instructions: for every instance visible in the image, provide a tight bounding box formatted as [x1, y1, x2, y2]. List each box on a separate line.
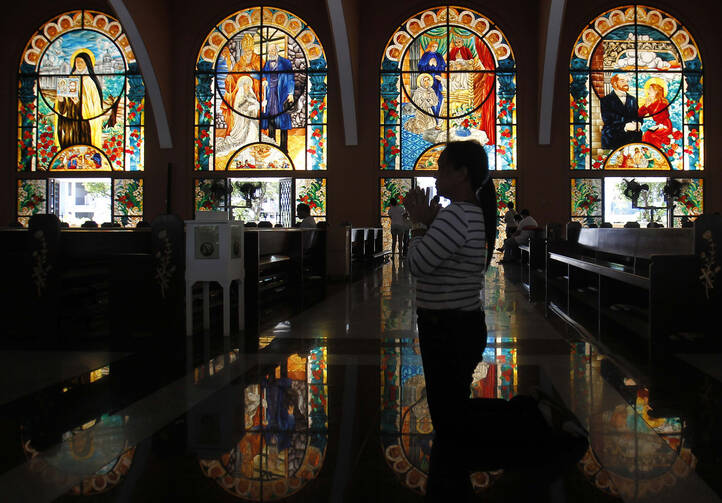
[0, 260, 721, 501]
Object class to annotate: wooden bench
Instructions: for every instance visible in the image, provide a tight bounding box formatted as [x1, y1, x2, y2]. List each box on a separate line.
[350, 227, 387, 277]
[243, 228, 326, 338]
[518, 227, 554, 302]
[545, 217, 720, 372]
[0, 216, 185, 346]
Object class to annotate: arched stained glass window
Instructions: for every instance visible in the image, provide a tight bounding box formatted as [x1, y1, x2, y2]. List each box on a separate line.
[199, 347, 328, 499]
[379, 6, 517, 249]
[193, 8, 327, 225]
[570, 6, 704, 227]
[17, 10, 145, 227]
[380, 266, 517, 494]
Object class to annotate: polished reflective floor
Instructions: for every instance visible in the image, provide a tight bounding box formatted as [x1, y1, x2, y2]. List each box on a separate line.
[1, 259, 721, 502]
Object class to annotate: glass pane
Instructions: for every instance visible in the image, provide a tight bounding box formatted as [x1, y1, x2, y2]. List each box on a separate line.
[17, 179, 47, 216]
[604, 176, 667, 227]
[570, 178, 602, 220]
[229, 177, 281, 223]
[54, 177, 111, 226]
[194, 178, 227, 212]
[113, 179, 143, 226]
[295, 178, 326, 217]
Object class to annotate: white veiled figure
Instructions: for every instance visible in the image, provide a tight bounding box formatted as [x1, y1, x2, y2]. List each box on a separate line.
[217, 75, 273, 155]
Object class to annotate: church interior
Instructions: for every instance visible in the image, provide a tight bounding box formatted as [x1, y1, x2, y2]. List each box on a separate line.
[1, 0, 722, 501]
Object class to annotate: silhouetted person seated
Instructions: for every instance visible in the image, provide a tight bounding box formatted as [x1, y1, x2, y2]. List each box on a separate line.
[681, 216, 694, 228]
[646, 221, 663, 228]
[600, 222, 613, 228]
[80, 220, 98, 228]
[588, 223, 598, 228]
[136, 220, 151, 228]
[60, 222, 69, 228]
[500, 209, 538, 263]
[296, 203, 316, 251]
[245, 222, 257, 227]
[274, 223, 283, 228]
[101, 222, 115, 228]
[258, 220, 273, 228]
[7, 220, 23, 228]
[624, 221, 640, 228]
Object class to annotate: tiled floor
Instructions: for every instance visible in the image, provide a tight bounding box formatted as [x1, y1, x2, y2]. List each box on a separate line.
[0, 260, 720, 502]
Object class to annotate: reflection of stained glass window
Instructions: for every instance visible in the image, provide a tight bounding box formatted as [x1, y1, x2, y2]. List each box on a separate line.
[569, 5, 704, 227]
[193, 8, 328, 219]
[16, 10, 144, 226]
[200, 347, 328, 500]
[22, 414, 136, 496]
[571, 343, 696, 500]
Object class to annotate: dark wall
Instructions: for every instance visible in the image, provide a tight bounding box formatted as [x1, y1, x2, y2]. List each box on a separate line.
[1, 0, 720, 232]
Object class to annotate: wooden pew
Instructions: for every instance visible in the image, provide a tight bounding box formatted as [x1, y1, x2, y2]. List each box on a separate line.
[350, 227, 387, 278]
[545, 218, 719, 371]
[518, 228, 547, 302]
[243, 228, 326, 337]
[0, 215, 186, 346]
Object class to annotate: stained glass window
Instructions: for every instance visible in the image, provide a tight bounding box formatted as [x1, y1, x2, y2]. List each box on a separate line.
[569, 6, 704, 226]
[16, 10, 144, 227]
[199, 347, 327, 500]
[194, 8, 327, 222]
[380, 7, 516, 241]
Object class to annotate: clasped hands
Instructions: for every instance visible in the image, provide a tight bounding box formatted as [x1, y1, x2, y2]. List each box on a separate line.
[403, 187, 441, 227]
[624, 121, 642, 132]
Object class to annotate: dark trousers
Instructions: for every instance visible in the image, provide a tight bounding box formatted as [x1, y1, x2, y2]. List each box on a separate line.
[416, 308, 551, 500]
[416, 308, 489, 499]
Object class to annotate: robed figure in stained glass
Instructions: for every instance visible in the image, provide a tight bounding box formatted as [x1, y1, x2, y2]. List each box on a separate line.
[404, 74, 438, 134]
[55, 50, 105, 150]
[600, 74, 642, 150]
[220, 34, 262, 141]
[216, 76, 263, 155]
[417, 41, 445, 123]
[638, 81, 673, 150]
[261, 44, 295, 153]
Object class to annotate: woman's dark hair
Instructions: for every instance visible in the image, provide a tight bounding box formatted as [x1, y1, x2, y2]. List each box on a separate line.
[72, 53, 103, 103]
[440, 141, 497, 269]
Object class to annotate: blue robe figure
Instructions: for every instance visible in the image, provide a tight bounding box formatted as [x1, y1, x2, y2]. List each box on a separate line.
[262, 377, 297, 451]
[261, 48, 295, 153]
[417, 44, 446, 122]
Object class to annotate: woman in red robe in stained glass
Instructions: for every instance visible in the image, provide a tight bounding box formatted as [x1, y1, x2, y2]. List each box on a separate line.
[638, 82, 672, 150]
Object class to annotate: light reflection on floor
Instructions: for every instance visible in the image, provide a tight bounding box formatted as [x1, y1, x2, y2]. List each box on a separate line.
[2, 260, 722, 502]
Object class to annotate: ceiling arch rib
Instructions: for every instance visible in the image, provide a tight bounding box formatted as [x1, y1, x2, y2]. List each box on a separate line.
[108, 0, 172, 148]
